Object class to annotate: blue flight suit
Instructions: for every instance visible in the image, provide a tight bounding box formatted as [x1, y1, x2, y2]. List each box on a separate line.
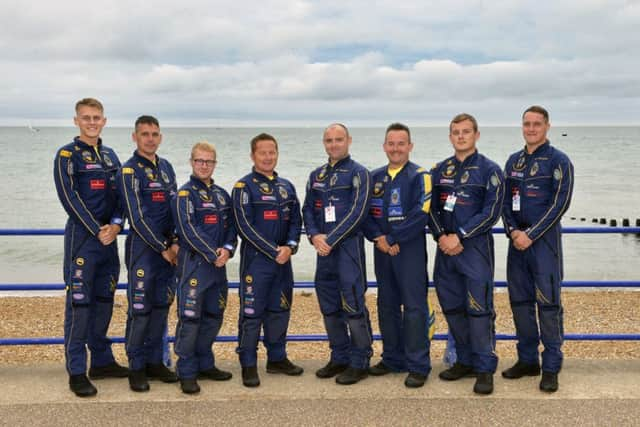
[118, 151, 178, 372]
[232, 169, 302, 367]
[173, 176, 236, 379]
[54, 137, 123, 376]
[363, 162, 432, 375]
[429, 151, 504, 374]
[502, 141, 574, 373]
[302, 156, 373, 370]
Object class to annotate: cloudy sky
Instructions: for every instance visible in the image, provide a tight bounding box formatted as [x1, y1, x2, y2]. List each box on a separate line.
[1, 0, 639, 126]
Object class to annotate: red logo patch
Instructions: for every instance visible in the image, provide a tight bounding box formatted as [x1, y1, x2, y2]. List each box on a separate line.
[90, 179, 105, 190]
[370, 207, 383, 218]
[204, 214, 218, 224]
[314, 200, 322, 208]
[263, 210, 279, 220]
[151, 192, 166, 202]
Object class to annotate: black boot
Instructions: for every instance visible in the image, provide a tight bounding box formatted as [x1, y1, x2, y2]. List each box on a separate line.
[473, 373, 494, 395]
[69, 374, 97, 397]
[146, 363, 178, 383]
[128, 369, 150, 392]
[539, 371, 559, 392]
[439, 363, 475, 381]
[198, 366, 233, 381]
[266, 358, 304, 376]
[88, 362, 129, 379]
[180, 378, 201, 394]
[335, 367, 368, 385]
[315, 361, 348, 378]
[501, 361, 541, 379]
[242, 366, 260, 387]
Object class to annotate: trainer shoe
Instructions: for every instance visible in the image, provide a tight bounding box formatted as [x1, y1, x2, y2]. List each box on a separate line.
[180, 378, 201, 394]
[404, 372, 428, 388]
[315, 361, 349, 379]
[335, 367, 368, 385]
[368, 361, 392, 376]
[128, 369, 150, 392]
[69, 374, 97, 397]
[88, 361, 129, 379]
[501, 361, 541, 379]
[242, 366, 260, 387]
[266, 358, 304, 376]
[146, 363, 178, 383]
[198, 366, 233, 381]
[473, 373, 494, 395]
[539, 371, 559, 393]
[439, 362, 475, 381]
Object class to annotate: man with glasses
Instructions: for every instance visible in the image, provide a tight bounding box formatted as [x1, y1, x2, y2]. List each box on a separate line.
[173, 141, 237, 394]
[118, 115, 179, 392]
[54, 98, 128, 397]
[232, 133, 304, 387]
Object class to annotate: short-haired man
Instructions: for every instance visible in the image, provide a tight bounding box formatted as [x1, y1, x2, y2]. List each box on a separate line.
[429, 113, 504, 395]
[232, 133, 304, 387]
[54, 98, 128, 397]
[501, 106, 574, 393]
[173, 141, 237, 394]
[118, 115, 179, 391]
[363, 123, 433, 388]
[302, 124, 373, 385]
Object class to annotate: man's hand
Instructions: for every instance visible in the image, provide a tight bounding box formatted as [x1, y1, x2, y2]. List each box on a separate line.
[275, 246, 293, 265]
[510, 230, 533, 251]
[311, 234, 332, 256]
[388, 243, 400, 256]
[438, 234, 464, 256]
[98, 224, 121, 246]
[161, 248, 177, 265]
[214, 248, 231, 267]
[374, 235, 392, 254]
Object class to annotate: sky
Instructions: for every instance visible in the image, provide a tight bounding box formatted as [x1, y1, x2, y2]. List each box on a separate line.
[1, 0, 639, 126]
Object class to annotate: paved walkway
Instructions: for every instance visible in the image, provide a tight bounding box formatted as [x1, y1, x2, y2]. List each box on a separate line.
[1, 359, 639, 426]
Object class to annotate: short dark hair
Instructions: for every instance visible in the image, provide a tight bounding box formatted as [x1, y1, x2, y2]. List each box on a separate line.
[385, 122, 411, 142]
[523, 105, 549, 122]
[250, 133, 278, 153]
[135, 115, 160, 131]
[449, 113, 478, 133]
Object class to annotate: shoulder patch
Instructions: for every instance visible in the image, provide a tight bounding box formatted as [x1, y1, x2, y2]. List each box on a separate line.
[60, 150, 72, 158]
[234, 182, 246, 189]
[122, 167, 134, 174]
[178, 190, 190, 197]
[417, 167, 426, 173]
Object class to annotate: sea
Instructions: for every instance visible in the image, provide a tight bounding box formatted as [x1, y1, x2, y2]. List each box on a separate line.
[1, 126, 639, 289]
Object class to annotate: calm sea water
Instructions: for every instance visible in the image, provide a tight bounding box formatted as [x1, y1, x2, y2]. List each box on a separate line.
[1, 126, 639, 285]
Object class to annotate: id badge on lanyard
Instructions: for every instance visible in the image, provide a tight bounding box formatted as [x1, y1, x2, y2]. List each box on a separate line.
[444, 193, 457, 212]
[512, 190, 521, 212]
[325, 204, 336, 222]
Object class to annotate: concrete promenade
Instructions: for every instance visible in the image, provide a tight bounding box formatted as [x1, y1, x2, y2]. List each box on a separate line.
[0, 359, 638, 426]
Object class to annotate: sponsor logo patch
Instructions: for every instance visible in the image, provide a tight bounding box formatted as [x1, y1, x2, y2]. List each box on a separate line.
[90, 179, 105, 190]
[151, 192, 166, 202]
[204, 214, 218, 224]
[263, 210, 279, 220]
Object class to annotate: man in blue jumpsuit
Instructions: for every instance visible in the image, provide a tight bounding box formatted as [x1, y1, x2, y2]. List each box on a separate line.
[118, 115, 179, 392]
[232, 133, 304, 387]
[502, 105, 574, 393]
[429, 113, 504, 395]
[173, 141, 237, 394]
[363, 123, 432, 388]
[302, 123, 373, 385]
[54, 98, 128, 397]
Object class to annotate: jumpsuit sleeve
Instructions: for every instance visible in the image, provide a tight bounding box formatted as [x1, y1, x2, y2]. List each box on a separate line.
[525, 156, 574, 242]
[286, 184, 303, 249]
[108, 154, 125, 227]
[173, 189, 218, 264]
[302, 174, 321, 238]
[53, 148, 102, 236]
[387, 170, 431, 245]
[501, 159, 519, 237]
[458, 167, 505, 239]
[232, 182, 279, 260]
[221, 190, 238, 256]
[326, 167, 371, 247]
[118, 167, 167, 253]
[428, 165, 445, 242]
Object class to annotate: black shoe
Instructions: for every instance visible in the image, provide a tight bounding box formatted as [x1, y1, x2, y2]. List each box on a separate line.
[198, 366, 233, 381]
[266, 358, 304, 376]
[335, 367, 368, 385]
[180, 378, 201, 394]
[146, 363, 178, 383]
[501, 361, 541, 379]
[539, 371, 559, 393]
[369, 361, 392, 376]
[439, 363, 475, 381]
[88, 361, 129, 379]
[69, 374, 97, 397]
[128, 369, 150, 392]
[316, 361, 349, 379]
[404, 372, 428, 388]
[242, 366, 260, 387]
[473, 373, 494, 395]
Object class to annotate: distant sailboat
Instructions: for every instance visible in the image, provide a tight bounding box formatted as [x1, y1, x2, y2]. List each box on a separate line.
[28, 122, 40, 132]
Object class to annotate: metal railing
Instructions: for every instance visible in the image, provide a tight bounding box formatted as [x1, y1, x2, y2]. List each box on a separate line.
[1, 226, 639, 345]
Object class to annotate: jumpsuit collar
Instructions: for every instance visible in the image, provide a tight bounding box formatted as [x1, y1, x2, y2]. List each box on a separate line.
[251, 167, 279, 182]
[455, 149, 479, 167]
[524, 140, 551, 156]
[74, 136, 103, 149]
[132, 150, 159, 168]
[327, 155, 352, 169]
[189, 175, 214, 189]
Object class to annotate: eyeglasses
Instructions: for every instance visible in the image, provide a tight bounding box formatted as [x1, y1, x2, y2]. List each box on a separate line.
[192, 158, 217, 167]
